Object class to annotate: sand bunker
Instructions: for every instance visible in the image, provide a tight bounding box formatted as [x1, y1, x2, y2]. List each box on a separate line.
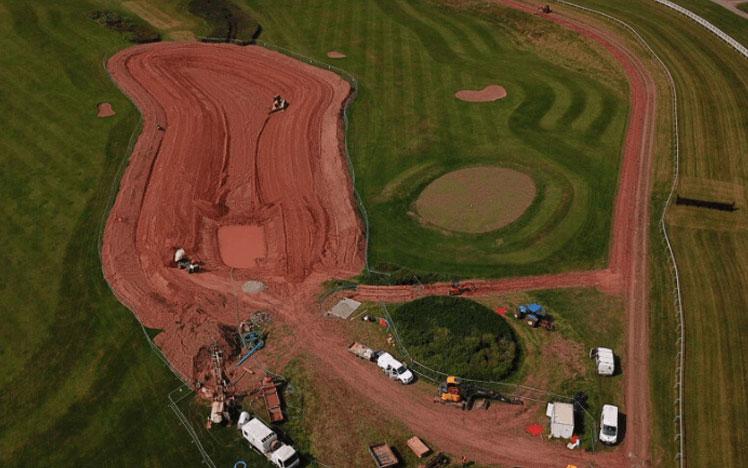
[327, 50, 347, 59]
[455, 85, 507, 102]
[415, 166, 536, 233]
[217, 225, 266, 268]
[97, 102, 115, 118]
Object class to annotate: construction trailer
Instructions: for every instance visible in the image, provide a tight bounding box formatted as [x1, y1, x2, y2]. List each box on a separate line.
[546, 402, 575, 439]
[368, 443, 398, 468]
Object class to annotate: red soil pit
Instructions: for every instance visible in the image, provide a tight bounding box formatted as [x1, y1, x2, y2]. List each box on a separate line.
[326, 50, 346, 58]
[97, 102, 115, 117]
[455, 85, 507, 102]
[217, 225, 266, 268]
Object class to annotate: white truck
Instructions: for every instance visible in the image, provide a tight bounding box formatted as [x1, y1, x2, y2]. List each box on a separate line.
[599, 404, 619, 444]
[376, 352, 414, 384]
[590, 347, 615, 376]
[237, 412, 300, 468]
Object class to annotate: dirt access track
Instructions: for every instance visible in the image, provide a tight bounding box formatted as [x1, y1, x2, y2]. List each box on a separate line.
[103, 2, 656, 466]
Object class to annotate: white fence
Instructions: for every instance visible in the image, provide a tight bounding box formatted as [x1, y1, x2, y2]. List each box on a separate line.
[654, 0, 748, 58]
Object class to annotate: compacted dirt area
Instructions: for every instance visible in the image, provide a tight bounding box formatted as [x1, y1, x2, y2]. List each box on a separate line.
[415, 166, 536, 233]
[326, 50, 347, 58]
[455, 84, 507, 102]
[97, 102, 115, 118]
[103, 42, 365, 379]
[103, 0, 657, 461]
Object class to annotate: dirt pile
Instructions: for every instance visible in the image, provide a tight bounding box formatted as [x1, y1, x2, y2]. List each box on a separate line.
[97, 102, 115, 117]
[102, 42, 365, 383]
[455, 84, 507, 102]
[326, 50, 346, 58]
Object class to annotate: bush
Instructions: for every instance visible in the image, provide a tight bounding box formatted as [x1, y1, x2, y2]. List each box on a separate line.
[390, 296, 520, 381]
[89, 10, 160, 43]
[187, 0, 261, 43]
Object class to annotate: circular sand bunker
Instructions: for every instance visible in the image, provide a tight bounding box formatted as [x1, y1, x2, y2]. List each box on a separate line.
[415, 166, 536, 233]
[97, 102, 115, 118]
[327, 50, 346, 59]
[455, 85, 507, 102]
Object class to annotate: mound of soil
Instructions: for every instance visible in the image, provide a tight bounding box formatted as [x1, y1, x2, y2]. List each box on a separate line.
[97, 102, 115, 118]
[415, 166, 536, 233]
[326, 50, 346, 58]
[455, 84, 507, 102]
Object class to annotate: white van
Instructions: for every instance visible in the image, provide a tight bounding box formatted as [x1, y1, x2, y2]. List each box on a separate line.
[590, 347, 615, 376]
[376, 352, 414, 384]
[599, 404, 619, 444]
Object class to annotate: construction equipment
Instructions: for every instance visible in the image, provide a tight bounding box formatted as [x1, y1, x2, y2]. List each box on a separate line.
[420, 453, 449, 468]
[436, 376, 521, 410]
[514, 303, 554, 330]
[260, 376, 284, 423]
[271, 95, 289, 113]
[448, 280, 473, 296]
[236, 330, 264, 366]
[539, 4, 552, 14]
[174, 248, 201, 273]
[368, 443, 398, 468]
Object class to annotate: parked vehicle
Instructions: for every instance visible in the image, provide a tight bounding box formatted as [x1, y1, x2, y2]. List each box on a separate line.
[237, 412, 300, 468]
[376, 352, 414, 384]
[546, 402, 575, 439]
[590, 347, 616, 376]
[599, 404, 619, 444]
[348, 342, 378, 361]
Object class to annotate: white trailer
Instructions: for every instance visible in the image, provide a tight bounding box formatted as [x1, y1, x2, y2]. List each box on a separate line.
[590, 347, 615, 376]
[546, 402, 575, 439]
[238, 412, 300, 468]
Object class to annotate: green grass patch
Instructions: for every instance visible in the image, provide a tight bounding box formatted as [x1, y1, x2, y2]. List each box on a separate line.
[391, 296, 519, 380]
[246, 0, 628, 279]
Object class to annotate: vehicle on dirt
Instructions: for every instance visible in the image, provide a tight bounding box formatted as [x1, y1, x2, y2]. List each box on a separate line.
[599, 404, 620, 444]
[237, 412, 300, 468]
[348, 342, 378, 361]
[376, 352, 414, 384]
[437, 376, 521, 409]
[590, 347, 616, 376]
[514, 303, 554, 330]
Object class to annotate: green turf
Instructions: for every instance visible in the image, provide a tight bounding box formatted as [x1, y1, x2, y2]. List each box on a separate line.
[564, 1, 748, 466]
[390, 296, 520, 380]
[0, 1, 209, 466]
[246, 0, 628, 279]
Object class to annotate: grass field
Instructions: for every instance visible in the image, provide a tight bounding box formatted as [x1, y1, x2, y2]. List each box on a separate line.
[563, 1, 748, 466]
[0, 1, 213, 465]
[247, 0, 629, 279]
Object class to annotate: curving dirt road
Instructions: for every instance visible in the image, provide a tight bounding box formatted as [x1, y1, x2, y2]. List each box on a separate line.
[102, 2, 657, 466]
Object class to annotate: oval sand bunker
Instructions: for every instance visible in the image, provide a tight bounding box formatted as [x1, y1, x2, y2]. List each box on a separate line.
[217, 225, 266, 268]
[97, 102, 115, 118]
[326, 50, 347, 59]
[415, 166, 536, 233]
[455, 85, 507, 102]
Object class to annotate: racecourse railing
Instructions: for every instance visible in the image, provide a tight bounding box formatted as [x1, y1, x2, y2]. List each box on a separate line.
[557, 2, 686, 465]
[654, 0, 748, 58]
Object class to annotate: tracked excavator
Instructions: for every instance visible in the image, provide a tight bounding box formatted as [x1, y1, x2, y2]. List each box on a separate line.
[436, 376, 522, 410]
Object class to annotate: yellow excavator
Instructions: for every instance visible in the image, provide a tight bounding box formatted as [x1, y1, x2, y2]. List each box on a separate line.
[437, 376, 522, 410]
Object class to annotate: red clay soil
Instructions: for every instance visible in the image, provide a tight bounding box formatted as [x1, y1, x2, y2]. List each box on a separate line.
[217, 225, 266, 269]
[102, 42, 365, 378]
[326, 50, 346, 59]
[454, 84, 507, 102]
[103, 1, 657, 463]
[97, 102, 115, 117]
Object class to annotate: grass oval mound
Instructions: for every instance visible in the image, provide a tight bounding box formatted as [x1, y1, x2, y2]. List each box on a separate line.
[391, 296, 520, 381]
[415, 166, 536, 233]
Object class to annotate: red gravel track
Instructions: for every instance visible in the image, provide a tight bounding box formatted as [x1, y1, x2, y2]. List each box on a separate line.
[102, 2, 657, 464]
